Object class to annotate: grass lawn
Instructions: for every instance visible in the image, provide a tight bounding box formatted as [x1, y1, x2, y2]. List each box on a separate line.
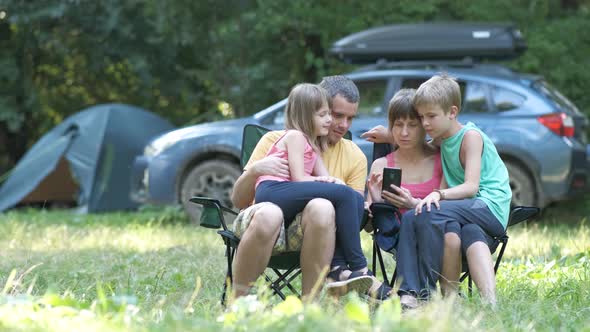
[1, 200, 589, 331]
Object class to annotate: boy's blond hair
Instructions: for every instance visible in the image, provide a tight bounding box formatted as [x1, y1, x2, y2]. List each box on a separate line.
[414, 74, 462, 114]
[285, 83, 330, 152]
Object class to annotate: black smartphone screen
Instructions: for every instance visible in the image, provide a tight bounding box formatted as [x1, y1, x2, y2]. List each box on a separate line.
[382, 167, 402, 193]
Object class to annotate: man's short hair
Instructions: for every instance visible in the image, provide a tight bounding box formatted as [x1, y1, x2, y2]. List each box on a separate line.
[319, 75, 360, 104]
[414, 73, 461, 113]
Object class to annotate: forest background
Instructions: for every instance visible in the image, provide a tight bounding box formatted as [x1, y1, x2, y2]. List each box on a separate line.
[1, 0, 589, 174]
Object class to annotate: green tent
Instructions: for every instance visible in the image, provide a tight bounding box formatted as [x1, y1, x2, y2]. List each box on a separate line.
[0, 103, 174, 212]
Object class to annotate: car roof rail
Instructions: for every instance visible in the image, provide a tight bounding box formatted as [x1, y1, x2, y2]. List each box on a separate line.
[355, 58, 519, 77]
[374, 57, 476, 69]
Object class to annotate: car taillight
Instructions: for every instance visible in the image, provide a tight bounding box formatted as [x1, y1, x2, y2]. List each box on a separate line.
[537, 112, 575, 137]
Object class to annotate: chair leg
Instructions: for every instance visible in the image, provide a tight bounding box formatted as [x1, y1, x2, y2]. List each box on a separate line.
[375, 245, 389, 286]
[221, 245, 235, 306]
[372, 238, 390, 286]
[494, 239, 508, 274]
[468, 275, 473, 297]
[389, 267, 397, 288]
[372, 239, 377, 279]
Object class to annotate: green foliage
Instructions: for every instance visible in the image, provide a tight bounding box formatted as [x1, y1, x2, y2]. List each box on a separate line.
[1, 0, 589, 173]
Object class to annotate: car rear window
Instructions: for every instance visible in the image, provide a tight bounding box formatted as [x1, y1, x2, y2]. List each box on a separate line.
[463, 81, 489, 113]
[532, 80, 580, 114]
[491, 86, 525, 112]
[356, 79, 388, 117]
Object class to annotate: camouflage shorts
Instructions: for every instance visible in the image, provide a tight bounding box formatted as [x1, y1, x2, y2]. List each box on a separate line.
[232, 202, 304, 254]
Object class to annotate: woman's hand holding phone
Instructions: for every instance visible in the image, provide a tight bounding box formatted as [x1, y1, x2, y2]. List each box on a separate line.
[381, 185, 419, 209]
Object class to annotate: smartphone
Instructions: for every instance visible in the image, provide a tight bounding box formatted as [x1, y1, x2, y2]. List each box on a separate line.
[381, 167, 402, 194]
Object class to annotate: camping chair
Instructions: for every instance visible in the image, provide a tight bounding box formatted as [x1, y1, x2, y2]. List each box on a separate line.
[190, 124, 302, 305]
[459, 205, 539, 295]
[368, 142, 541, 293]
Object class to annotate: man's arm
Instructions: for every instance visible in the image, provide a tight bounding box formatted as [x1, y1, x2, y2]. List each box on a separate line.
[230, 131, 287, 209]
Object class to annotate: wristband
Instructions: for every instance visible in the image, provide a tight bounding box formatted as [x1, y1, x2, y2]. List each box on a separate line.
[434, 189, 446, 200]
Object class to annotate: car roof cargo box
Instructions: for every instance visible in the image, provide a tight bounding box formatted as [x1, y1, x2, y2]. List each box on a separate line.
[330, 23, 527, 64]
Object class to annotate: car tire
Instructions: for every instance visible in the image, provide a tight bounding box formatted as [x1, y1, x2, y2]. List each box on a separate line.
[180, 159, 241, 223]
[505, 161, 537, 207]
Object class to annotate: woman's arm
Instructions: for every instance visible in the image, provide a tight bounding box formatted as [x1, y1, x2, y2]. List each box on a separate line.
[366, 157, 387, 204]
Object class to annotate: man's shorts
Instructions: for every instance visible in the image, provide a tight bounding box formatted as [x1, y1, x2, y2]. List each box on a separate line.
[232, 202, 304, 254]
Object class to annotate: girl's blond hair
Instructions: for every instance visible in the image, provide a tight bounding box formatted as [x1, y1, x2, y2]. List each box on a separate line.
[285, 83, 330, 152]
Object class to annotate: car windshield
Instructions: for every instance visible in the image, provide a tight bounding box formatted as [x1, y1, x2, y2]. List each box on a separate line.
[532, 80, 580, 114]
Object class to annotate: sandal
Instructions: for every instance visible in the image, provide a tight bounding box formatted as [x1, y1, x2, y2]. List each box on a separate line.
[326, 267, 373, 297]
[368, 281, 393, 301]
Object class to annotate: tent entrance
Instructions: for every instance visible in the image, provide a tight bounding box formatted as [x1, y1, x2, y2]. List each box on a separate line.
[20, 157, 79, 207]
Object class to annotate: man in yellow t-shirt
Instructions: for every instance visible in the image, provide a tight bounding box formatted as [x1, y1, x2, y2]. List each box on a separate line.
[245, 130, 367, 192]
[230, 76, 367, 300]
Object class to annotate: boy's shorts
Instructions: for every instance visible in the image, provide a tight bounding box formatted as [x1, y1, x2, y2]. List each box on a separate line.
[233, 202, 304, 254]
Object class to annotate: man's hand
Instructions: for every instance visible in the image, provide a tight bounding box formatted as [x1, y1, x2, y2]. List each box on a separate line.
[314, 176, 345, 185]
[360, 125, 392, 144]
[250, 152, 290, 178]
[415, 191, 442, 214]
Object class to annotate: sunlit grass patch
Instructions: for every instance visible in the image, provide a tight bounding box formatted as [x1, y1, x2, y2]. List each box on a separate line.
[1, 205, 589, 331]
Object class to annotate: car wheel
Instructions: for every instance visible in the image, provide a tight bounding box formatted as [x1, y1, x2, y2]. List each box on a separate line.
[180, 160, 241, 223]
[505, 161, 537, 207]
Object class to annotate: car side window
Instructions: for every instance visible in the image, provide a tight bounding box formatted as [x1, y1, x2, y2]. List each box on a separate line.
[401, 78, 427, 89]
[400, 77, 467, 107]
[355, 79, 388, 116]
[492, 86, 526, 111]
[463, 82, 489, 113]
[272, 109, 285, 126]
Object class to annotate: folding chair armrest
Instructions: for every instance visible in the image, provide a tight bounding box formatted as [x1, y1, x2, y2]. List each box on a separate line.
[189, 196, 238, 215]
[189, 196, 238, 230]
[508, 206, 540, 227]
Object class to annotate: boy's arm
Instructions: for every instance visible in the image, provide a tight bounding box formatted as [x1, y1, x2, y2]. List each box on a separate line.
[441, 130, 482, 199]
[360, 125, 394, 144]
[439, 175, 448, 190]
[416, 131, 482, 214]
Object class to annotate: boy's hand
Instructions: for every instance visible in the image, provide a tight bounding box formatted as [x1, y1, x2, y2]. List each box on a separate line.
[360, 125, 392, 144]
[415, 191, 442, 214]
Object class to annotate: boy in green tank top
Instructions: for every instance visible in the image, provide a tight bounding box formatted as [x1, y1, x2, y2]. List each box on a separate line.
[395, 74, 511, 309]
